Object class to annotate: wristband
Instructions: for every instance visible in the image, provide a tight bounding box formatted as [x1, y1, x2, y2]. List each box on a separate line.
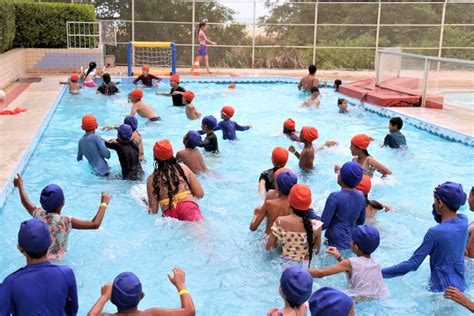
[179, 289, 189, 295]
[100, 203, 108, 208]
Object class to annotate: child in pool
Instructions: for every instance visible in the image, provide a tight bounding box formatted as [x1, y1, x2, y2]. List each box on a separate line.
[251, 169, 297, 235]
[88, 269, 195, 316]
[309, 224, 389, 299]
[464, 187, 474, 258]
[298, 65, 319, 92]
[78, 115, 111, 176]
[129, 89, 161, 122]
[97, 73, 119, 96]
[383, 117, 407, 149]
[81, 61, 102, 87]
[282, 118, 300, 142]
[309, 287, 354, 316]
[59, 74, 81, 95]
[214, 106, 252, 141]
[355, 175, 394, 218]
[258, 147, 289, 196]
[157, 74, 186, 106]
[301, 87, 320, 107]
[183, 91, 201, 120]
[338, 98, 348, 113]
[334, 79, 342, 92]
[102, 115, 144, 161]
[176, 131, 207, 174]
[133, 65, 161, 87]
[197, 115, 218, 153]
[13, 174, 111, 261]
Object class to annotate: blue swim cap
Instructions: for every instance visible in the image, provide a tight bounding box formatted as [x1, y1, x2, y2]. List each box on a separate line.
[186, 131, 202, 148]
[340, 161, 364, 188]
[202, 115, 217, 130]
[435, 182, 467, 211]
[280, 267, 313, 306]
[118, 124, 133, 141]
[352, 224, 380, 254]
[40, 184, 64, 212]
[18, 219, 51, 254]
[124, 115, 138, 131]
[277, 171, 297, 196]
[309, 287, 353, 316]
[111, 272, 142, 312]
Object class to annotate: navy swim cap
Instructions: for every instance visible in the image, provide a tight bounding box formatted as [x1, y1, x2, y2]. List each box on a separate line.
[202, 115, 217, 130]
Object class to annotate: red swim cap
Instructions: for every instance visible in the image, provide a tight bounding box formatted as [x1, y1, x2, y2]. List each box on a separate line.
[183, 91, 195, 103]
[301, 126, 319, 143]
[170, 74, 180, 83]
[70, 74, 79, 82]
[289, 184, 312, 210]
[351, 134, 371, 150]
[130, 89, 144, 101]
[356, 175, 372, 196]
[228, 83, 236, 89]
[272, 147, 289, 167]
[82, 114, 98, 131]
[153, 140, 173, 161]
[142, 65, 149, 72]
[221, 105, 235, 118]
[284, 118, 296, 131]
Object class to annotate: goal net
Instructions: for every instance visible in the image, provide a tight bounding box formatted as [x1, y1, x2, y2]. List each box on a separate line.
[127, 41, 176, 76]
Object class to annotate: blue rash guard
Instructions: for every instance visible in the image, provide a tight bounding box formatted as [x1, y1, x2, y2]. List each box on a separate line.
[0, 261, 79, 315]
[382, 212, 467, 292]
[77, 133, 111, 175]
[321, 189, 366, 250]
[214, 119, 250, 140]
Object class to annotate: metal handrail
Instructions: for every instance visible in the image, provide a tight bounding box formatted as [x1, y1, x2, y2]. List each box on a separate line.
[377, 49, 474, 65]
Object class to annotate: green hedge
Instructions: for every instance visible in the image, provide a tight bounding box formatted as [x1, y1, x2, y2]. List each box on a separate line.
[13, 2, 96, 49]
[0, 1, 16, 54]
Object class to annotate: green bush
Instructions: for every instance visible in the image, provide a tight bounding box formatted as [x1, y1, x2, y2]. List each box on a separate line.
[0, 0, 16, 54]
[13, 2, 96, 48]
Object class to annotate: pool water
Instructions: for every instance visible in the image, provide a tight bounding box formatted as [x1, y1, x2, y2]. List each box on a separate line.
[1, 79, 473, 315]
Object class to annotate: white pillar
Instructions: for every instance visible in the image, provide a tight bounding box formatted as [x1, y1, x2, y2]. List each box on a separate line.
[374, 0, 382, 70]
[191, 0, 196, 66]
[312, 1, 319, 65]
[252, 0, 256, 68]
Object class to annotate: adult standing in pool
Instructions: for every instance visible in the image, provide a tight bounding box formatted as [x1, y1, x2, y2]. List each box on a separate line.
[193, 22, 217, 74]
[146, 140, 204, 221]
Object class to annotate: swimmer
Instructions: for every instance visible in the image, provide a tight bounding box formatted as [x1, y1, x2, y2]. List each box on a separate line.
[13, 174, 111, 261]
[197, 115, 218, 153]
[309, 287, 355, 316]
[105, 124, 144, 180]
[97, 73, 119, 96]
[0, 219, 79, 315]
[251, 169, 297, 235]
[183, 91, 201, 120]
[258, 147, 289, 196]
[176, 131, 207, 174]
[228, 83, 236, 89]
[102, 115, 144, 161]
[338, 98, 348, 113]
[321, 162, 366, 250]
[382, 182, 467, 292]
[59, 74, 81, 95]
[282, 118, 300, 142]
[383, 117, 407, 149]
[309, 225, 389, 299]
[266, 267, 313, 316]
[129, 89, 161, 122]
[81, 61, 103, 87]
[157, 74, 186, 106]
[444, 286, 474, 313]
[298, 65, 319, 92]
[88, 269, 195, 316]
[301, 87, 320, 107]
[355, 175, 394, 218]
[146, 140, 204, 221]
[214, 105, 252, 141]
[78, 115, 111, 176]
[464, 187, 474, 258]
[133, 65, 161, 87]
[335, 134, 392, 177]
[334, 79, 342, 92]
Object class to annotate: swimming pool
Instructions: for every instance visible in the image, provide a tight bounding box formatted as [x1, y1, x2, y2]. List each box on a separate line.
[0, 78, 473, 315]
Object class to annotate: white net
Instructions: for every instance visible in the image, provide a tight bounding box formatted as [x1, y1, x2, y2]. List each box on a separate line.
[133, 46, 173, 69]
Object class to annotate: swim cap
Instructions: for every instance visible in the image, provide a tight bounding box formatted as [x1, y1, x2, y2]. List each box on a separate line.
[283, 118, 296, 131]
[289, 184, 312, 211]
[18, 219, 51, 254]
[309, 287, 353, 316]
[202, 115, 217, 130]
[124, 115, 138, 131]
[118, 124, 133, 141]
[272, 147, 289, 167]
[352, 224, 380, 254]
[186, 131, 202, 148]
[170, 74, 180, 83]
[435, 182, 467, 210]
[111, 272, 142, 312]
[280, 267, 313, 306]
[130, 89, 144, 101]
[153, 140, 173, 161]
[351, 134, 371, 150]
[183, 91, 195, 103]
[81, 114, 98, 131]
[301, 126, 319, 143]
[340, 161, 364, 188]
[40, 184, 65, 212]
[142, 65, 149, 72]
[276, 171, 298, 196]
[70, 74, 79, 82]
[221, 105, 235, 118]
[228, 83, 236, 89]
[356, 175, 371, 196]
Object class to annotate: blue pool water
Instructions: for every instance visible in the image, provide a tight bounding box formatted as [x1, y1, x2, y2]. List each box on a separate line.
[1, 79, 473, 315]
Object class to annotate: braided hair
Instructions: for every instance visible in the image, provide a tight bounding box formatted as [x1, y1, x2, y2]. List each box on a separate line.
[152, 157, 191, 209]
[293, 208, 314, 268]
[82, 61, 97, 81]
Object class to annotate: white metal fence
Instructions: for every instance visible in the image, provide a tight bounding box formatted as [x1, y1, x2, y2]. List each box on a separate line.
[66, 21, 102, 49]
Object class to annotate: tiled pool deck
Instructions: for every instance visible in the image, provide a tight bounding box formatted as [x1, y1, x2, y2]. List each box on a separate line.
[0, 71, 472, 207]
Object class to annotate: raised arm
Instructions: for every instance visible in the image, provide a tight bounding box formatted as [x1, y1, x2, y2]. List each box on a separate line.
[71, 192, 111, 230]
[368, 156, 392, 176]
[13, 174, 36, 215]
[87, 283, 112, 316]
[234, 121, 251, 132]
[288, 145, 301, 159]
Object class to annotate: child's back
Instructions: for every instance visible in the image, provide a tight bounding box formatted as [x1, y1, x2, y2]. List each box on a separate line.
[186, 103, 201, 120]
[384, 131, 406, 149]
[347, 256, 389, 298]
[177, 148, 207, 174]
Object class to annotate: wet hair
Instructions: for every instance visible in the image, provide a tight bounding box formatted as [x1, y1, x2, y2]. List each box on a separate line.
[292, 208, 314, 268]
[152, 157, 191, 209]
[389, 117, 403, 130]
[199, 22, 206, 29]
[471, 186, 474, 194]
[310, 86, 319, 94]
[334, 79, 342, 91]
[82, 61, 97, 80]
[338, 98, 347, 106]
[102, 73, 111, 84]
[368, 200, 384, 210]
[283, 128, 295, 134]
[308, 65, 317, 74]
[24, 249, 48, 259]
[286, 298, 302, 309]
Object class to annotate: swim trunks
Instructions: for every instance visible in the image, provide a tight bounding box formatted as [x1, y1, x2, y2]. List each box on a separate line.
[163, 201, 203, 222]
[149, 117, 161, 122]
[198, 44, 207, 56]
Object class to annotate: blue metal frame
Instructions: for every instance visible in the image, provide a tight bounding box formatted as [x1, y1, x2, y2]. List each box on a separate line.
[171, 42, 177, 75]
[127, 41, 133, 76]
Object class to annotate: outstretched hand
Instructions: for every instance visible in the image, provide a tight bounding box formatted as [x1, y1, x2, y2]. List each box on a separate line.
[100, 283, 113, 299]
[168, 267, 186, 291]
[326, 246, 341, 259]
[444, 286, 472, 310]
[101, 192, 112, 204]
[13, 173, 23, 188]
